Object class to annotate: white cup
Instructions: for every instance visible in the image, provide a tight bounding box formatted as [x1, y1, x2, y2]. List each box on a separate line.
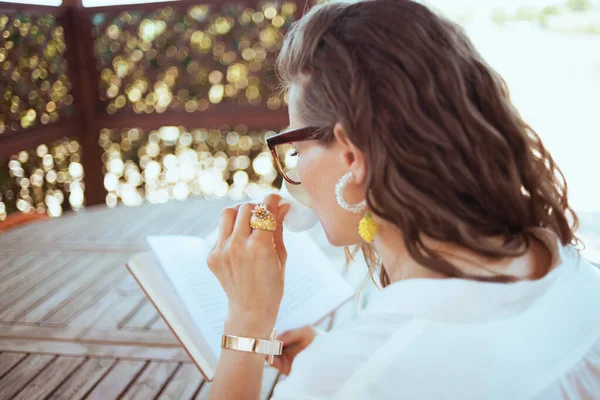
[279, 171, 319, 232]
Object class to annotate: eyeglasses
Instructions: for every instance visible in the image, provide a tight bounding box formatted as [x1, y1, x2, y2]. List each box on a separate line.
[266, 126, 321, 185]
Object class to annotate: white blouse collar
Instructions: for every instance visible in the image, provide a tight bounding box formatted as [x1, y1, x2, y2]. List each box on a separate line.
[364, 228, 576, 323]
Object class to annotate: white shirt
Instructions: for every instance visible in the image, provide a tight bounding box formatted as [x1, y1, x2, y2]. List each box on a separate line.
[272, 229, 600, 399]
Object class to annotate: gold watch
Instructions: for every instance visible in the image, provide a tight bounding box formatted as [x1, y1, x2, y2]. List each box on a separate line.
[221, 329, 283, 365]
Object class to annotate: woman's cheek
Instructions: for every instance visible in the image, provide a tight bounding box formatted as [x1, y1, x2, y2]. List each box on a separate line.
[297, 153, 318, 198]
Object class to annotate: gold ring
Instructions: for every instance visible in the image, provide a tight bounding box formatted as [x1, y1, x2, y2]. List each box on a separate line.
[250, 205, 277, 232]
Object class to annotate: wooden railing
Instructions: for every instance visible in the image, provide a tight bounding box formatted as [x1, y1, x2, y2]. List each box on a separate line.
[0, 0, 311, 214]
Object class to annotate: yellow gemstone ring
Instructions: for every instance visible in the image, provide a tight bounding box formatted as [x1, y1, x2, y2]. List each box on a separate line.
[250, 205, 277, 232]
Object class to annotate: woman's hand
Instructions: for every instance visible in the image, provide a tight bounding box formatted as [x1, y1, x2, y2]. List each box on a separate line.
[207, 194, 291, 339]
[269, 326, 320, 375]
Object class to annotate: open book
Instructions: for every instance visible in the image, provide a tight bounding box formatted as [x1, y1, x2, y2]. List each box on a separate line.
[126, 230, 355, 382]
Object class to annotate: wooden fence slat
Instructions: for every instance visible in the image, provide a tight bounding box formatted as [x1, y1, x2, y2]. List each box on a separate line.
[13, 356, 86, 400]
[85, 360, 147, 400]
[120, 361, 180, 400]
[47, 357, 116, 400]
[0, 354, 55, 399]
[157, 364, 204, 400]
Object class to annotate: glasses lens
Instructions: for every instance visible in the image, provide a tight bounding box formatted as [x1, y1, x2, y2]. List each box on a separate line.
[273, 143, 301, 184]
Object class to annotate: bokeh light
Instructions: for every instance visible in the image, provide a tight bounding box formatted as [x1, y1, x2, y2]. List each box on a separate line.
[99, 125, 294, 207]
[0, 138, 85, 221]
[0, 13, 73, 134]
[91, 2, 296, 115]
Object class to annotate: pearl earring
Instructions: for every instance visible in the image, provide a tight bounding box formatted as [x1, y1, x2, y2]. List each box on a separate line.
[335, 172, 367, 214]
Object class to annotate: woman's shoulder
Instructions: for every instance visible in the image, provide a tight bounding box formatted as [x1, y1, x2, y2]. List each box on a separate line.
[272, 313, 415, 398]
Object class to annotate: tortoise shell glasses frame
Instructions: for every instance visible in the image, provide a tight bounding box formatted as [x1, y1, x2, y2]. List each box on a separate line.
[266, 126, 321, 185]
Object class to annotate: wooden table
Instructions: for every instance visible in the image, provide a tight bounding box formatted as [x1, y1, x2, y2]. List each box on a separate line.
[0, 199, 357, 400]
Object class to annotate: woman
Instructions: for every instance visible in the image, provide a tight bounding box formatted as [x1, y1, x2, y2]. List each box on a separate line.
[207, 0, 600, 398]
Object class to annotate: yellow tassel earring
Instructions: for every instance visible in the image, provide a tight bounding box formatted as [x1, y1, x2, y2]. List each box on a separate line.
[358, 212, 378, 243]
[335, 172, 378, 243]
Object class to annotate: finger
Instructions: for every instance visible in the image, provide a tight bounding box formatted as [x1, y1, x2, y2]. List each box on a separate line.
[218, 205, 241, 242]
[277, 327, 304, 344]
[267, 354, 282, 369]
[232, 203, 255, 238]
[285, 343, 305, 360]
[274, 203, 291, 265]
[251, 193, 283, 240]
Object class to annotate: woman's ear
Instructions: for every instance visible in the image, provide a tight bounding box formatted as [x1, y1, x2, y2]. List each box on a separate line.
[333, 122, 367, 184]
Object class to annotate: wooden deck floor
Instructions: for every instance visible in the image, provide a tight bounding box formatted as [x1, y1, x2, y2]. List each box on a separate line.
[0, 199, 349, 400]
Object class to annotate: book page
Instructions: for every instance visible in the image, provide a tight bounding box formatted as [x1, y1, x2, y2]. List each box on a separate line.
[126, 253, 218, 381]
[203, 228, 355, 331]
[147, 230, 355, 356]
[147, 236, 226, 357]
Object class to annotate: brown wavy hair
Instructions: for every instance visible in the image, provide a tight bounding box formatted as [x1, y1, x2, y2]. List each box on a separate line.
[276, 0, 578, 286]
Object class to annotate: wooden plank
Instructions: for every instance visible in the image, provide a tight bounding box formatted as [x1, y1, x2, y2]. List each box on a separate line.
[85, 360, 147, 400]
[0, 121, 79, 159]
[0, 352, 27, 379]
[63, 2, 104, 207]
[150, 316, 170, 331]
[121, 361, 179, 400]
[194, 381, 212, 399]
[0, 323, 179, 347]
[117, 297, 152, 328]
[67, 272, 144, 329]
[68, 283, 135, 328]
[0, 324, 83, 342]
[17, 257, 118, 323]
[92, 294, 146, 329]
[80, 328, 179, 347]
[0, 253, 35, 281]
[48, 357, 115, 400]
[0, 2, 66, 15]
[122, 299, 159, 330]
[80, 0, 244, 14]
[158, 364, 204, 400]
[0, 338, 190, 362]
[0, 253, 88, 321]
[117, 274, 144, 295]
[0, 251, 65, 301]
[13, 356, 85, 400]
[95, 108, 289, 132]
[31, 263, 127, 325]
[0, 354, 55, 399]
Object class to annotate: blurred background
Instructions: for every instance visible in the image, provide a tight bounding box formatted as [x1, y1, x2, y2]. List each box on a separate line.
[0, 1, 598, 396]
[0, 0, 598, 259]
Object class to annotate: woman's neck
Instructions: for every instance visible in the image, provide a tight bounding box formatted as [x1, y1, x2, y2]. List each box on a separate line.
[374, 222, 552, 284]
